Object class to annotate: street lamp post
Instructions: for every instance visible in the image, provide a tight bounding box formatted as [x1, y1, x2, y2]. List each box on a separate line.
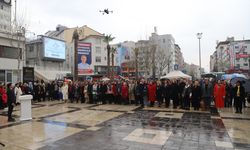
[196, 33, 202, 78]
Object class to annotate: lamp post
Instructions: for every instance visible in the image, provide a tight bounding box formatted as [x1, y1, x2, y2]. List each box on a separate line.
[196, 33, 202, 78]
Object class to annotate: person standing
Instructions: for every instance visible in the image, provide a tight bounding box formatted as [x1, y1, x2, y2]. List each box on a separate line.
[100, 82, 107, 104]
[148, 81, 156, 107]
[191, 80, 202, 110]
[61, 82, 68, 102]
[14, 83, 22, 105]
[156, 81, 163, 107]
[7, 83, 16, 122]
[213, 80, 226, 110]
[201, 79, 213, 111]
[182, 80, 192, 110]
[171, 80, 179, 109]
[233, 81, 245, 113]
[121, 82, 129, 105]
[87, 81, 93, 104]
[128, 81, 136, 104]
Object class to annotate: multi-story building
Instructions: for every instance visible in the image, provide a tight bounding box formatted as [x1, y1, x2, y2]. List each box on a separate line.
[210, 37, 250, 76]
[210, 51, 217, 72]
[0, 0, 11, 32]
[183, 63, 204, 79]
[79, 35, 119, 76]
[45, 25, 103, 74]
[174, 44, 185, 71]
[134, 28, 178, 78]
[0, 0, 26, 83]
[112, 41, 135, 77]
[25, 36, 69, 81]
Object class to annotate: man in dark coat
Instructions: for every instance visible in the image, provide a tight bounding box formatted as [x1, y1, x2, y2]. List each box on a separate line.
[191, 80, 202, 110]
[87, 81, 93, 104]
[171, 80, 179, 109]
[7, 83, 16, 122]
[100, 82, 107, 104]
[233, 81, 245, 113]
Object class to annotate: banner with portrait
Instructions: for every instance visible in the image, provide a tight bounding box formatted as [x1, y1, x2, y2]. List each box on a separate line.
[77, 42, 93, 75]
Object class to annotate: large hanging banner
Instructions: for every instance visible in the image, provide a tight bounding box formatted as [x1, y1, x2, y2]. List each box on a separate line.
[77, 42, 93, 75]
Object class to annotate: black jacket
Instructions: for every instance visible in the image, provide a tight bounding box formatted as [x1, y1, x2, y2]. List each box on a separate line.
[233, 85, 245, 99]
[7, 88, 15, 106]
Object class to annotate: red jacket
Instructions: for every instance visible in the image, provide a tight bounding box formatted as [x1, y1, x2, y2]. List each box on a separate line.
[112, 84, 117, 96]
[121, 85, 128, 99]
[148, 84, 156, 102]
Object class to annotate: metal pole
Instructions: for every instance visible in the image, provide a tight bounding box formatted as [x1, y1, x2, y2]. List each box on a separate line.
[199, 38, 201, 77]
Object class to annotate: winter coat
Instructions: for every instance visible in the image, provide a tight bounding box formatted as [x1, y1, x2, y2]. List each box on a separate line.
[213, 84, 226, 108]
[148, 84, 156, 102]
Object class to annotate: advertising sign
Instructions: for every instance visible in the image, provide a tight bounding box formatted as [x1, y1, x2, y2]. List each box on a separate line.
[77, 42, 93, 75]
[117, 46, 130, 66]
[43, 37, 66, 60]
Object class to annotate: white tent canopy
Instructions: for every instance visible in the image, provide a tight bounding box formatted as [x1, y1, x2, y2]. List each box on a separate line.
[160, 71, 192, 80]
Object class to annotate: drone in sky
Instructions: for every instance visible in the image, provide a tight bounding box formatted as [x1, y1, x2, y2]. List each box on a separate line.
[99, 9, 113, 15]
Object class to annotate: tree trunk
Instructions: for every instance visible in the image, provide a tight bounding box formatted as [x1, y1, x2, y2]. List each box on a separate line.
[107, 44, 110, 77]
[135, 51, 138, 81]
[74, 39, 78, 81]
[152, 46, 156, 80]
[111, 53, 114, 80]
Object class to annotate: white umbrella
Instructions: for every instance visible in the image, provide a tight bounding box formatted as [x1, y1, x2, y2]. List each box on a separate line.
[160, 71, 192, 80]
[101, 77, 110, 81]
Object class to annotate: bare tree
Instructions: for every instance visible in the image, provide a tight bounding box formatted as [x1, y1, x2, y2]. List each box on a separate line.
[155, 49, 171, 77]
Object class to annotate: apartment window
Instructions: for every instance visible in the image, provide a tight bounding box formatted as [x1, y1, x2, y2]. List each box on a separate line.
[95, 39, 101, 44]
[0, 70, 5, 82]
[236, 64, 240, 68]
[6, 71, 12, 82]
[163, 39, 165, 43]
[96, 56, 101, 62]
[244, 63, 248, 66]
[244, 58, 248, 62]
[29, 45, 34, 52]
[1, 5, 3, 10]
[95, 47, 101, 53]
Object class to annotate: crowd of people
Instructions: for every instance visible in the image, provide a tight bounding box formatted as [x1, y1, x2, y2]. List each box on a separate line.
[0, 78, 247, 122]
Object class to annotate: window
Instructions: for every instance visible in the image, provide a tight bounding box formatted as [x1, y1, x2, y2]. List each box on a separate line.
[236, 64, 240, 68]
[96, 56, 101, 62]
[244, 58, 248, 62]
[163, 39, 165, 43]
[0, 70, 5, 82]
[244, 63, 248, 66]
[95, 39, 101, 44]
[95, 47, 101, 53]
[6, 71, 12, 82]
[0, 5, 3, 10]
[236, 59, 239, 62]
[29, 45, 34, 52]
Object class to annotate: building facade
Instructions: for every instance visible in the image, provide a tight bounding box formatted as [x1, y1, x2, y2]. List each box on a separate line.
[25, 36, 69, 81]
[0, 0, 26, 83]
[210, 37, 250, 76]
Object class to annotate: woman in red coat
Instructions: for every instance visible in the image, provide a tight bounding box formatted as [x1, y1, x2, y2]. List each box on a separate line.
[148, 81, 157, 107]
[121, 82, 129, 105]
[214, 80, 226, 109]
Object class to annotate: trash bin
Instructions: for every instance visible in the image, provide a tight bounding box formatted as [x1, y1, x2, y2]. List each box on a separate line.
[19, 95, 33, 121]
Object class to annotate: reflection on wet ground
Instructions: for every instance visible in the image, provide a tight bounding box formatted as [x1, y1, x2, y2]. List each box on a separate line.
[0, 101, 250, 150]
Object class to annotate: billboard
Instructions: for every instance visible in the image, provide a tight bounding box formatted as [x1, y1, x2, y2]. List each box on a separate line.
[117, 46, 131, 66]
[23, 67, 34, 83]
[78, 42, 93, 75]
[43, 37, 66, 60]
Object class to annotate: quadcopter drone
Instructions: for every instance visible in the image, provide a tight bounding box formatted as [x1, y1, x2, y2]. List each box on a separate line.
[99, 9, 113, 15]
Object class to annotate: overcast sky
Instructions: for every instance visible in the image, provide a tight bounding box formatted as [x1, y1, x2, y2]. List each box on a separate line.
[17, 0, 250, 71]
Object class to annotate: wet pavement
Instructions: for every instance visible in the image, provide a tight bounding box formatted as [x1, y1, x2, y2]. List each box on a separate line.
[0, 101, 250, 150]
